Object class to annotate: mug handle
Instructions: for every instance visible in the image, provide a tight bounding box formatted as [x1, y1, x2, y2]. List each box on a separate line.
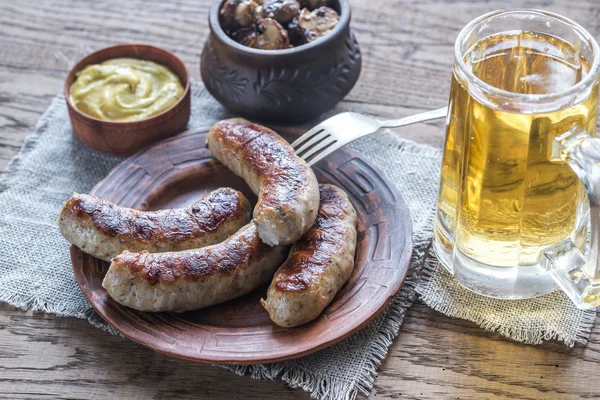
[544, 129, 600, 309]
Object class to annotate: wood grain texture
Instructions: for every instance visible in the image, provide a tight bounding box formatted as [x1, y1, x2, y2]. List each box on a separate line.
[73, 127, 411, 364]
[1, 0, 600, 398]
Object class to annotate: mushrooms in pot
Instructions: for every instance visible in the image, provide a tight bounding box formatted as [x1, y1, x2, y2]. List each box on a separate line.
[250, 18, 290, 50]
[298, 6, 339, 43]
[261, 0, 301, 24]
[299, 0, 329, 9]
[232, 27, 257, 46]
[220, 0, 259, 30]
[285, 17, 304, 46]
[221, 0, 339, 49]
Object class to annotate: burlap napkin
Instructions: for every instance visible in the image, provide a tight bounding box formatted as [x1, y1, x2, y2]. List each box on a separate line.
[0, 82, 595, 400]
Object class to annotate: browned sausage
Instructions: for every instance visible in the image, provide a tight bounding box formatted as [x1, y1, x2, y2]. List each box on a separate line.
[207, 118, 320, 246]
[261, 184, 357, 327]
[58, 187, 251, 262]
[102, 224, 290, 312]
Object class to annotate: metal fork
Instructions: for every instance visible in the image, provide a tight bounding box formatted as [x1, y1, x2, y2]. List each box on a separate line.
[292, 106, 448, 166]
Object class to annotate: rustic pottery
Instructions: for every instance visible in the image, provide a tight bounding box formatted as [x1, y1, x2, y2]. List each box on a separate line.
[64, 44, 191, 156]
[200, 0, 361, 123]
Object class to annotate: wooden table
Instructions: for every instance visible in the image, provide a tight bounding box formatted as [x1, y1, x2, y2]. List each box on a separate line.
[1, 0, 600, 398]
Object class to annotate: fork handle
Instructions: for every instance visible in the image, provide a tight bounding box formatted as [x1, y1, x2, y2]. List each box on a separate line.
[377, 106, 448, 129]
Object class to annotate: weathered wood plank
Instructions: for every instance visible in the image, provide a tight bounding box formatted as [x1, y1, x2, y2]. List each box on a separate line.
[0, 304, 307, 400]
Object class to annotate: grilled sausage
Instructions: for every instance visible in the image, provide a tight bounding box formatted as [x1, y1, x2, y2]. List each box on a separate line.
[207, 118, 320, 246]
[261, 184, 357, 327]
[58, 187, 252, 262]
[102, 224, 290, 312]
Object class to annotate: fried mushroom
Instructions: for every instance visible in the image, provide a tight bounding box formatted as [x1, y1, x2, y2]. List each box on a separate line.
[299, 0, 329, 9]
[235, 0, 259, 26]
[250, 18, 290, 50]
[297, 6, 339, 42]
[232, 27, 257, 46]
[285, 17, 304, 46]
[220, 0, 258, 31]
[261, 0, 301, 24]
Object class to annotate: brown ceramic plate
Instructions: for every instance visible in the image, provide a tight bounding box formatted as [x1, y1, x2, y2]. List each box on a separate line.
[70, 126, 412, 364]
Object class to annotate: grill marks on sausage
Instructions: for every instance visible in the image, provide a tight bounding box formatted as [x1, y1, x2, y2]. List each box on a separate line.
[67, 187, 249, 242]
[208, 118, 320, 246]
[114, 225, 273, 285]
[273, 186, 352, 292]
[211, 119, 307, 206]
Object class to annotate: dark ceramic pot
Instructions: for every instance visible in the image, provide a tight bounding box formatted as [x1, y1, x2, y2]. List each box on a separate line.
[200, 0, 361, 123]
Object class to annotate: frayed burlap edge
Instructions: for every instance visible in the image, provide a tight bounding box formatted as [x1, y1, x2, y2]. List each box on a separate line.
[416, 245, 598, 347]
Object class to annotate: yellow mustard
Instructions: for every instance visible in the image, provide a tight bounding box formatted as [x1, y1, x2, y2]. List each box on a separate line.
[69, 58, 184, 122]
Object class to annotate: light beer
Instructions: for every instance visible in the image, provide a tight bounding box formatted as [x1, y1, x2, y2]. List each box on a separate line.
[436, 31, 599, 268]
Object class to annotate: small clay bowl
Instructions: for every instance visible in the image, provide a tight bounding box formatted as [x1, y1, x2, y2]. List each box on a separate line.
[201, 0, 361, 123]
[65, 44, 191, 156]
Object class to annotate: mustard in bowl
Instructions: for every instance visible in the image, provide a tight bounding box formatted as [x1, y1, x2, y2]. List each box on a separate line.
[64, 44, 191, 156]
[70, 58, 184, 122]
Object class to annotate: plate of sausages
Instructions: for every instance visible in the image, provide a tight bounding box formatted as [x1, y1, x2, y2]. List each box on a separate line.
[61, 119, 412, 364]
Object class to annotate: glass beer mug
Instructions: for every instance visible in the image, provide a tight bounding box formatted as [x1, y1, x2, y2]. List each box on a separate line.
[433, 9, 600, 309]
